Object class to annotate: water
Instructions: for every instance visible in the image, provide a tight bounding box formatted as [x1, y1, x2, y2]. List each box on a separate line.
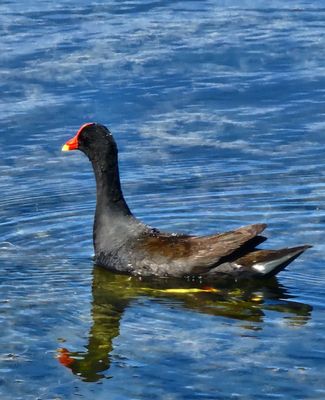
[1, 1, 325, 399]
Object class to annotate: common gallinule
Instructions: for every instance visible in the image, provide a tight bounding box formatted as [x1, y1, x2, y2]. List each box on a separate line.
[62, 123, 311, 280]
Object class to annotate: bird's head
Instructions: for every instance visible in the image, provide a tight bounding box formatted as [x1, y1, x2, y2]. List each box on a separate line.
[62, 123, 118, 164]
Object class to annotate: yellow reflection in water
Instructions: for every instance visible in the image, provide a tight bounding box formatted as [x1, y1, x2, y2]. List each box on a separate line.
[57, 266, 312, 382]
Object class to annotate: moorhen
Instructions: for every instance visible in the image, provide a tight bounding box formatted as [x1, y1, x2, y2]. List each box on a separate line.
[62, 123, 311, 280]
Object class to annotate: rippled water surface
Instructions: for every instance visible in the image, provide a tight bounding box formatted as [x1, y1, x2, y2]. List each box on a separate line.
[1, 1, 325, 399]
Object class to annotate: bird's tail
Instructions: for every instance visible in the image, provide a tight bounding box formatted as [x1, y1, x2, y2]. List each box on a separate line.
[238, 245, 312, 277]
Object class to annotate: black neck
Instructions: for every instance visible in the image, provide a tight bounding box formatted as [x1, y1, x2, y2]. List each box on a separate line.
[92, 159, 131, 217]
[90, 153, 138, 253]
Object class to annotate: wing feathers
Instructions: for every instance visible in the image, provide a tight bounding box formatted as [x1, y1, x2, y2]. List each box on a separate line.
[188, 223, 267, 270]
[138, 223, 267, 275]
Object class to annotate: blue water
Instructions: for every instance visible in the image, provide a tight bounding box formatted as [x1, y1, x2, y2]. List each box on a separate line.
[1, 1, 325, 399]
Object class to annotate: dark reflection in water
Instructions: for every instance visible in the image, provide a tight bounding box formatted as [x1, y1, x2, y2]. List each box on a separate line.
[58, 266, 312, 382]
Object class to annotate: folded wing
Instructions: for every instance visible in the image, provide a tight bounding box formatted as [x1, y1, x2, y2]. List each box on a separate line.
[137, 223, 267, 276]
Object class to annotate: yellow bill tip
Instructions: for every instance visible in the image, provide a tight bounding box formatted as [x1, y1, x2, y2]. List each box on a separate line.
[62, 144, 70, 152]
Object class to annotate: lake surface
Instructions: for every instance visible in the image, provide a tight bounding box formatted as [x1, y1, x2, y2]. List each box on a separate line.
[0, 1, 325, 399]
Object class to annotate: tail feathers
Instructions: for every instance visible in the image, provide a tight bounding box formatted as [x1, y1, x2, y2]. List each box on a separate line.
[239, 245, 312, 277]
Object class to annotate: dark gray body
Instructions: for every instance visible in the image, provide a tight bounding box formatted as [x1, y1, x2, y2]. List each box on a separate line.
[65, 123, 311, 280]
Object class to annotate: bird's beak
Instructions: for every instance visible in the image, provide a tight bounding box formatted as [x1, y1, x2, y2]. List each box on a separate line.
[62, 135, 78, 151]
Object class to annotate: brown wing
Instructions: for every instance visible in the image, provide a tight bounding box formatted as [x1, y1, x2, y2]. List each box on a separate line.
[136, 223, 267, 276]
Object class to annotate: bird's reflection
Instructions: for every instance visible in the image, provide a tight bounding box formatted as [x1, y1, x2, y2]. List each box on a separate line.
[57, 266, 312, 382]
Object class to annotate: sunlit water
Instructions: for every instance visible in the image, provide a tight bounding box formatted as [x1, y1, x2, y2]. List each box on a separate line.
[1, 1, 325, 399]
